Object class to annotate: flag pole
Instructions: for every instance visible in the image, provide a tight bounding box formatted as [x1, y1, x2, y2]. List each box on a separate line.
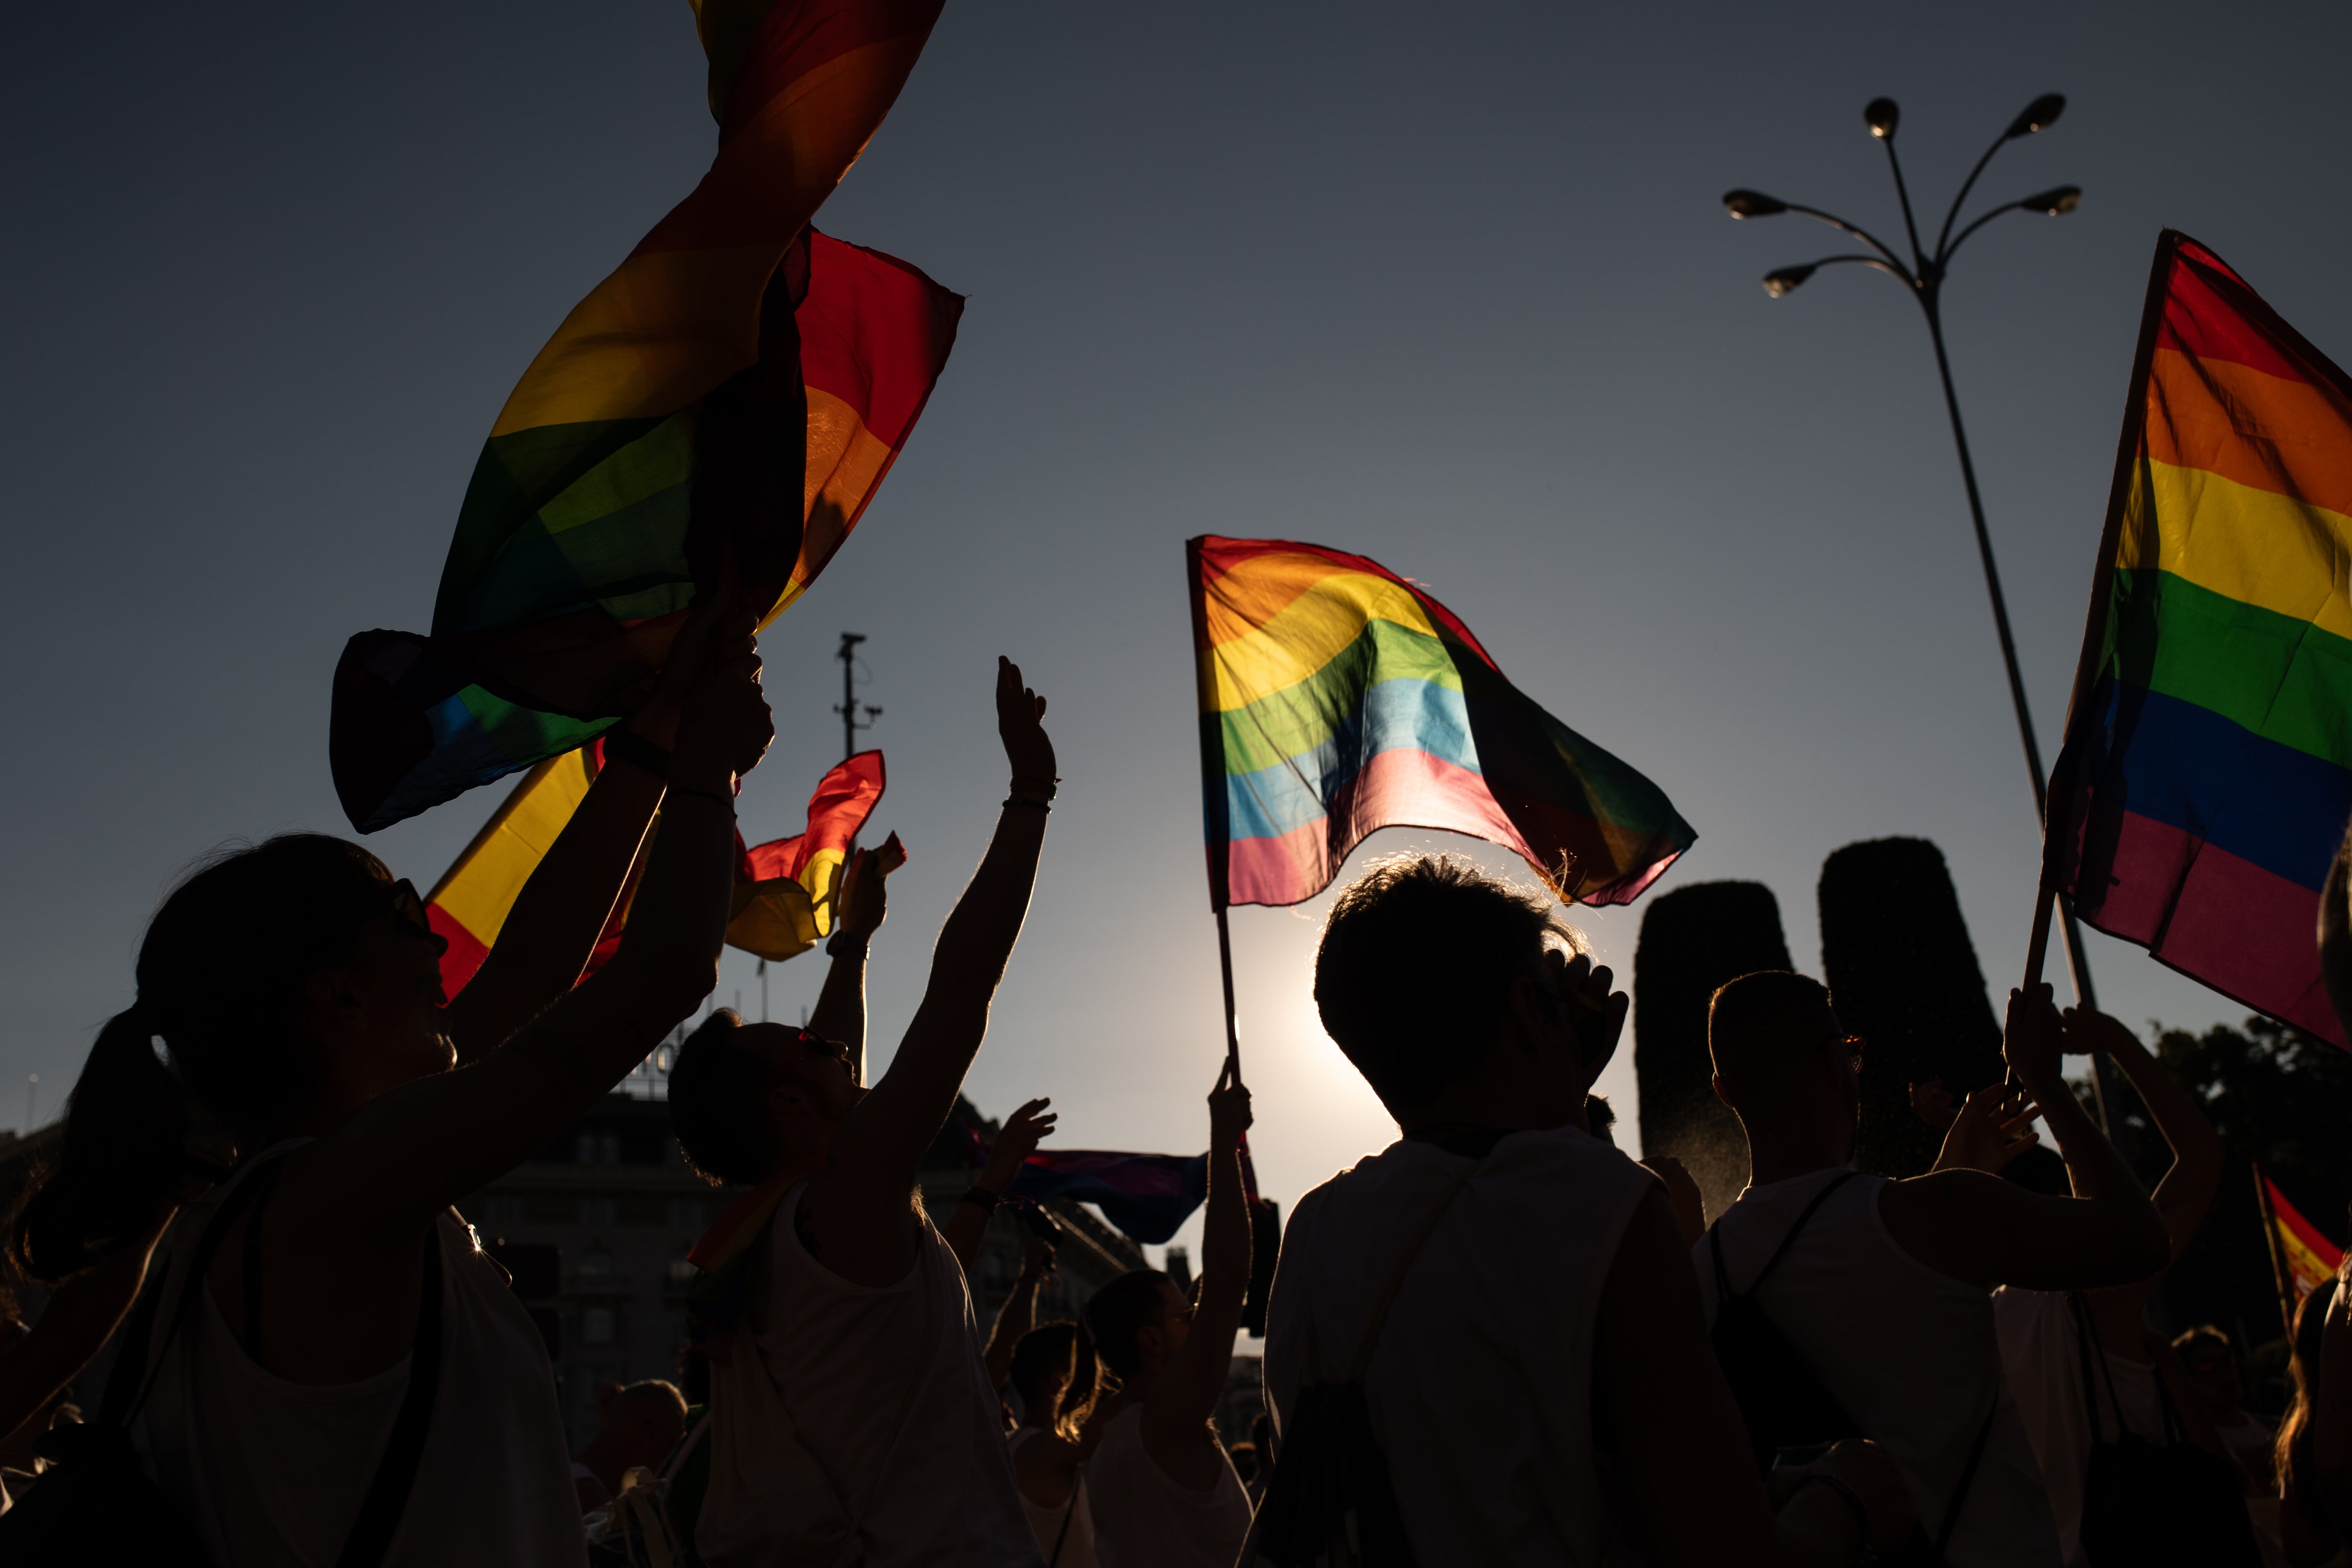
[1215, 906, 1242, 1080]
[2255, 1164, 2300, 1345]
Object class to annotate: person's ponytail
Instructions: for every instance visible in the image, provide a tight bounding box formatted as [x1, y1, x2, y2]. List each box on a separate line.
[9, 1003, 192, 1281]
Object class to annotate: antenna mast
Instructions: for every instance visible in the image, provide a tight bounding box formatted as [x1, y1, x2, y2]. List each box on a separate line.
[835, 633, 881, 760]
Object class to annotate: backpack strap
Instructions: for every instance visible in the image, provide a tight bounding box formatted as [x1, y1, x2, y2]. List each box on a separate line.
[1736, 1171, 1861, 1301]
[2068, 1291, 2123, 1446]
[335, 1222, 445, 1568]
[1346, 1155, 1487, 1381]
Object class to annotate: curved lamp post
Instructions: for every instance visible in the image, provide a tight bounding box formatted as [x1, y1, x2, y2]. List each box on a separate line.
[1724, 96, 2113, 1071]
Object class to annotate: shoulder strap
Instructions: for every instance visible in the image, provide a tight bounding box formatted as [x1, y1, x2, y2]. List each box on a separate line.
[335, 1221, 446, 1568]
[1048, 1479, 1079, 1568]
[239, 1157, 289, 1360]
[106, 1146, 296, 1432]
[2068, 1291, 2118, 1445]
[1346, 1155, 1486, 1381]
[1738, 1171, 1860, 1301]
[1932, 1377, 2004, 1560]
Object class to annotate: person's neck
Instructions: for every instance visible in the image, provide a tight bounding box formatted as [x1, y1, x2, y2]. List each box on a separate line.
[1741, 1126, 1847, 1188]
[577, 1432, 627, 1492]
[1121, 1359, 1171, 1408]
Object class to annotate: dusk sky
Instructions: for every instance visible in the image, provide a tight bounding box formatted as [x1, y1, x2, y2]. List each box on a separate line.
[8, 0, 2351, 1262]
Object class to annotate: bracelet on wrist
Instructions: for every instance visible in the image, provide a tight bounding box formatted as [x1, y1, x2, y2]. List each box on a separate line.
[668, 782, 736, 813]
[1009, 774, 1060, 801]
[958, 1185, 1001, 1214]
[602, 726, 671, 781]
[825, 930, 871, 958]
[1003, 796, 1052, 813]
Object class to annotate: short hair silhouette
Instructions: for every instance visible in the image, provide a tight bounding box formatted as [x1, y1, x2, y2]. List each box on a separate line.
[1314, 854, 1574, 1110]
[667, 1010, 774, 1186]
[1084, 1269, 1175, 1379]
[1708, 971, 1835, 1101]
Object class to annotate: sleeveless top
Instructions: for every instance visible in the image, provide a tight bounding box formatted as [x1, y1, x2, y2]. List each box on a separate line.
[133, 1145, 584, 1568]
[1991, 1285, 2169, 1568]
[1700, 1168, 2062, 1568]
[1007, 1425, 1100, 1568]
[1264, 1125, 1653, 1566]
[745, 1180, 1036, 1566]
[1086, 1404, 1251, 1568]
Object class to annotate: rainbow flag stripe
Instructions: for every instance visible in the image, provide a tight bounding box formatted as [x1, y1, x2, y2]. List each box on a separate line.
[2265, 1174, 2343, 1298]
[331, 0, 956, 834]
[1190, 536, 1695, 909]
[2045, 233, 2352, 1046]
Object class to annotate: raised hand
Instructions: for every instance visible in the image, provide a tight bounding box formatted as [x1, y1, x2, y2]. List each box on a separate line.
[996, 656, 1056, 784]
[2058, 1006, 2140, 1059]
[834, 835, 905, 942]
[1545, 945, 1629, 1074]
[1930, 1082, 2043, 1175]
[2002, 983, 2066, 1093]
[980, 1097, 1057, 1192]
[1208, 1060, 1254, 1150]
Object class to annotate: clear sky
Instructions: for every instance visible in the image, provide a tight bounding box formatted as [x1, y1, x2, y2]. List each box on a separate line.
[7, 1, 2350, 1263]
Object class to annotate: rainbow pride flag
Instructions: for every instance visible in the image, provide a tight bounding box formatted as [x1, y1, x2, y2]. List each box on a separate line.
[2043, 233, 2352, 1047]
[332, 0, 958, 834]
[2263, 1172, 2344, 1299]
[1190, 536, 1695, 909]
[424, 747, 893, 995]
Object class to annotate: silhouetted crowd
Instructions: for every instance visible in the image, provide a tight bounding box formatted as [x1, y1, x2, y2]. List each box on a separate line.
[1, 621, 2348, 1568]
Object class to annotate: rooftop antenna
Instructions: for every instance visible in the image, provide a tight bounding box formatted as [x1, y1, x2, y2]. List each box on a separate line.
[24, 1074, 35, 1133]
[835, 632, 882, 761]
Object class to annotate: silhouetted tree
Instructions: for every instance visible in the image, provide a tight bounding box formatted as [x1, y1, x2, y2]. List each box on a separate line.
[1634, 881, 1791, 1220]
[1819, 838, 2004, 1179]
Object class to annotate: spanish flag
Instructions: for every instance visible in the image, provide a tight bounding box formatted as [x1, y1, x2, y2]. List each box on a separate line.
[2263, 1173, 2344, 1299]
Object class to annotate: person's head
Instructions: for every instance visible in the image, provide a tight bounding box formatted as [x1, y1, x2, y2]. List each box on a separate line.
[1008, 1321, 1100, 1440]
[1707, 971, 1859, 1162]
[11, 835, 452, 1281]
[1086, 1269, 1194, 1386]
[2280, 1285, 2334, 1493]
[1313, 855, 1596, 1126]
[667, 1011, 863, 1186]
[589, 1380, 688, 1472]
[2172, 1324, 2243, 1418]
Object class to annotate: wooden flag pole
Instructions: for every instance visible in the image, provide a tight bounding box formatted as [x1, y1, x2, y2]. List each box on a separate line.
[2255, 1163, 2300, 1345]
[1215, 906, 1242, 1080]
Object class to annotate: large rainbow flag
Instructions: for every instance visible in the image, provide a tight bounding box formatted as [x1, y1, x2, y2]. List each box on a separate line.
[1190, 536, 1695, 909]
[2043, 232, 2352, 1047]
[425, 747, 893, 995]
[332, 0, 957, 834]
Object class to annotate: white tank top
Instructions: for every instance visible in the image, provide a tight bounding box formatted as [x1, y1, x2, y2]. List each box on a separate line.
[1007, 1425, 1100, 1568]
[1264, 1127, 1653, 1566]
[134, 1149, 584, 1568]
[1698, 1168, 2063, 1568]
[747, 1181, 1037, 1565]
[1086, 1404, 1251, 1568]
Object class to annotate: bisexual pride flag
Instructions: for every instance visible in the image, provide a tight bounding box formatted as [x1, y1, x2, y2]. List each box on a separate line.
[2043, 233, 2352, 1046]
[333, 0, 959, 833]
[1190, 536, 1694, 910]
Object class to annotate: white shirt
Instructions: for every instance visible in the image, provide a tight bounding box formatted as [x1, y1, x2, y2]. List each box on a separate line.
[748, 1185, 1039, 1566]
[1006, 1424, 1103, 1568]
[1697, 1169, 2061, 1568]
[1086, 1404, 1250, 1568]
[136, 1151, 585, 1568]
[1994, 1286, 2166, 1568]
[1264, 1127, 1653, 1567]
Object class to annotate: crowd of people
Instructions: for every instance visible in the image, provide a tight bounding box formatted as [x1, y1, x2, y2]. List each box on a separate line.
[0, 597, 2350, 1568]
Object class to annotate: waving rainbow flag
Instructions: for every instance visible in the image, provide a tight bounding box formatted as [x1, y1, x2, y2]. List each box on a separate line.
[2044, 232, 2352, 1047]
[1190, 536, 1695, 909]
[332, 0, 956, 834]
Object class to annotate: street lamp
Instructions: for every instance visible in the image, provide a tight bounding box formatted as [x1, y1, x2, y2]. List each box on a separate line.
[1722, 97, 2113, 1057]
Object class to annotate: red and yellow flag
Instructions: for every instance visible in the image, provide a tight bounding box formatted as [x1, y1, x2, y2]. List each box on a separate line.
[2265, 1174, 2344, 1298]
[424, 748, 895, 995]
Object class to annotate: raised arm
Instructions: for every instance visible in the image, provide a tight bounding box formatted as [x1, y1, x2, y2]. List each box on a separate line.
[2067, 1007, 2224, 1266]
[803, 658, 1054, 1283]
[1142, 1067, 1253, 1488]
[1882, 990, 2168, 1290]
[444, 644, 710, 1064]
[298, 625, 772, 1231]
[946, 1098, 1056, 1276]
[984, 1236, 1055, 1392]
[804, 840, 898, 1078]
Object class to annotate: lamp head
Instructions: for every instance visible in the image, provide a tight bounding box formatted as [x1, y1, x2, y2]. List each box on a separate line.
[2021, 184, 2082, 215]
[1864, 98, 1899, 141]
[1724, 189, 1788, 219]
[1763, 265, 1817, 298]
[2006, 94, 2066, 138]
